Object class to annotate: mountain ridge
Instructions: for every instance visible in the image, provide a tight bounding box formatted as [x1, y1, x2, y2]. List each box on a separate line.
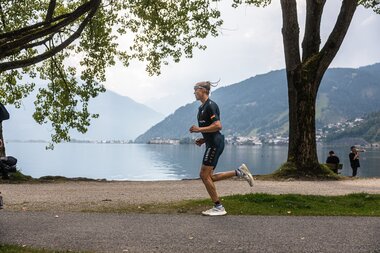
[136, 63, 380, 143]
[3, 89, 164, 141]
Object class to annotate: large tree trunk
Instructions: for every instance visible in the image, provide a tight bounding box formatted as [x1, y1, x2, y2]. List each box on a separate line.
[280, 0, 358, 175]
[287, 68, 320, 172]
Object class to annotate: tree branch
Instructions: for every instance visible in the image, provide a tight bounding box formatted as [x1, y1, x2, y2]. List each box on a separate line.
[280, 0, 301, 71]
[0, 12, 69, 41]
[1, 35, 54, 58]
[301, 0, 326, 61]
[0, 1, 6, 31]
[45, 0, 57, 23]
[317, 0, 357, 78]
[0, 0, 101, 72]
[0, 0, 97, 58]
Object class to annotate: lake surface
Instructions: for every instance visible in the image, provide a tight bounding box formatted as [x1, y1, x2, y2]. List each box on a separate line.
[5, 143, 380, 180]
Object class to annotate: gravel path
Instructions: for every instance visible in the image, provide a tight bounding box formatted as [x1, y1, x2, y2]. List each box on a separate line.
[1, 178, 379, 212]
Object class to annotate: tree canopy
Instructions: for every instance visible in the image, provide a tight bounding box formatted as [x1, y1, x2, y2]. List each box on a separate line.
[0, 0, 222, 147]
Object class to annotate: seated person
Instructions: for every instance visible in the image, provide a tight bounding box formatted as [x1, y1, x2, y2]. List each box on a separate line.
[326, 150, 340, 164]
[326, 150, 340, 173]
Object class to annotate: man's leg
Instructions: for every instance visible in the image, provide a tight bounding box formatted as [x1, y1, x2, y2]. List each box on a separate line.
[200, 165, 220, 202]
[199, 165, 228, 216]
[200, 166, 245, 200]
[205, 165, 254, 185]
[211, 171, 236, 182]
[353, 167, 358, 177]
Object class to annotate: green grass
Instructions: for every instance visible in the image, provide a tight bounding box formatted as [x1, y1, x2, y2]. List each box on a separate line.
[221, 193, 380, 216]
[86, 193, 380, 216]
[1, 195, 379, 253]
[261, 162, 341, 180]
[0, 244, 87, 253]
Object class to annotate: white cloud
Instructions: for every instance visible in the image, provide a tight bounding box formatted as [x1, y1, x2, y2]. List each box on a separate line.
[103, 2, 380, 115]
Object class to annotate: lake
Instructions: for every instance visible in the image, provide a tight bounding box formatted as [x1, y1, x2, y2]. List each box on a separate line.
[5, 142, 380, 180]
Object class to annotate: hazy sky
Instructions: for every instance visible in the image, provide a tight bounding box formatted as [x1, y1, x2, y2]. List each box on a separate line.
[104, 1, 380, 115]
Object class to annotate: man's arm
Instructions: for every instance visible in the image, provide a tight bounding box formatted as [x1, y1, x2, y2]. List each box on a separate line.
[189, 120, 222, 133]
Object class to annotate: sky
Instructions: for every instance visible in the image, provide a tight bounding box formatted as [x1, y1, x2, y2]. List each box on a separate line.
[103, 1, 380, 116]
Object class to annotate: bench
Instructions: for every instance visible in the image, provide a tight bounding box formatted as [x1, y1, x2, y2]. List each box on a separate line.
[325, 163, 343, 174]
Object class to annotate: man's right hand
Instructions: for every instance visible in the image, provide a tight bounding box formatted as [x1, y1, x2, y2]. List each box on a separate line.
[195, 138, 205, 146]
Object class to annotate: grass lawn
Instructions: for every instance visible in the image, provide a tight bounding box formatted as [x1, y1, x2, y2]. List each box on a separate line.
[87, 193, 380, 216]
[1, 193, 379, 253]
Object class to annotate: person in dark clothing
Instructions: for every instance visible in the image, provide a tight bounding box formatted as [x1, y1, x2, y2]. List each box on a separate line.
[349, 146, 360, 177]
[326, 150, 340, 174]
[189, 81, 254, 216]
[326, 150, 340, 164]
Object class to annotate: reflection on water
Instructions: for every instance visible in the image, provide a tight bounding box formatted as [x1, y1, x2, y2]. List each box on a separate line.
[6, 142, 380, 180]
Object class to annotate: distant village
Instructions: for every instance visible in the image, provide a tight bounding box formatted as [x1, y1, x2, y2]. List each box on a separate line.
[14, 117, 378, 147]
[147, 135, 287, 145]
[147, 117, 379, 148]
[316, 117, 364, 142]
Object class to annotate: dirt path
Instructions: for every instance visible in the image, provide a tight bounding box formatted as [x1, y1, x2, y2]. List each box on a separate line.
[1, 178, 379, 212]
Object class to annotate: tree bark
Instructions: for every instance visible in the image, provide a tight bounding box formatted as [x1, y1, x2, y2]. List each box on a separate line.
[287, 67, 320, 172]
[280, 0, 358, 174]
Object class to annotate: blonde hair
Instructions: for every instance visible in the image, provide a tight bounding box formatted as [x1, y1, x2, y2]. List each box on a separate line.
[196, 79, 220, 94]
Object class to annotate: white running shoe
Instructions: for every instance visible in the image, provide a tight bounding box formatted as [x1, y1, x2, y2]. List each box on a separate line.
[238, 163, 254, 187]
[202, 206, 227, 216]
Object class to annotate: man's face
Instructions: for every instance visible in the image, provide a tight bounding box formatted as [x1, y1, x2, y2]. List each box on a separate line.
[193, 86, 206, 100]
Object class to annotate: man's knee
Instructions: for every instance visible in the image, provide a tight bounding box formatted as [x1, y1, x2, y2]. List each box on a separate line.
[199, 170, 208, 180]
[200, 165, 213, 180]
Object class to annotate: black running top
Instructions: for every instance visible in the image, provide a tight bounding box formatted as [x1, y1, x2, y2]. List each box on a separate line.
[197, 99, 222, 144]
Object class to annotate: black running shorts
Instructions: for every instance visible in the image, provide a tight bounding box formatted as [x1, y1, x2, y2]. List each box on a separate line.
[202, 134, 225, 168]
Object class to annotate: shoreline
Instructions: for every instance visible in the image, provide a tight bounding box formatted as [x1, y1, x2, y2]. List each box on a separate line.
[2, 173, 379, 183]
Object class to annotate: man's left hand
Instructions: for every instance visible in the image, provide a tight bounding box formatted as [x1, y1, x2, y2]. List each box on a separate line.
[189, 125, 200, 133]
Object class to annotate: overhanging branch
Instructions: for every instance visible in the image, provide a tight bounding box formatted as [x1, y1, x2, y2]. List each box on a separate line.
[0, 0, 98, 59]
[0, 0, 101, 72]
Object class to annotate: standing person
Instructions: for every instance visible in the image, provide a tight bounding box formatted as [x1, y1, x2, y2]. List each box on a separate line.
[349, 146, 360, 177]
[189, 81, 254, 216]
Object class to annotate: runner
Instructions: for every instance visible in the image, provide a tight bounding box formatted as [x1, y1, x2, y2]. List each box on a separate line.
[189, 81, 254, 216]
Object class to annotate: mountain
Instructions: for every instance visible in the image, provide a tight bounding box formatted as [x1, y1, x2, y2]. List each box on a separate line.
[135, 63, 380, 143]
[3, 90, 164, 141]
[325, 111, 380, 144]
